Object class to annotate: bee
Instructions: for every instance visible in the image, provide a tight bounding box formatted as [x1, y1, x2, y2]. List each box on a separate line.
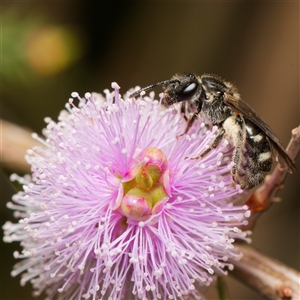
[130, 73, 295, 190]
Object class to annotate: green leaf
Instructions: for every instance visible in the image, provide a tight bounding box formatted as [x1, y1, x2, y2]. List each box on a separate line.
[217, 276, 230, 300]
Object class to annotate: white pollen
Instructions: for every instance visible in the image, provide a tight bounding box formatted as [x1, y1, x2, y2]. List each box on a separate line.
[244, 210, 251, 217]
[13, 251, 20, 258]
[31, 133, 38, 139]
[208, 268, 214, 274]
[71, 92, 79, 98]
[111, 82, 120, 89]
[10, 174, 18, 181]
[217, 152, 223, 159]
[210, 175, 216, 181]
[138, 221, 145, 227]
[84, 92, 91, 99]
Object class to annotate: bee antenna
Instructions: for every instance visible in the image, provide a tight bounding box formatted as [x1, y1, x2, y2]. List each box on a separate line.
[129, 79, 179, 98]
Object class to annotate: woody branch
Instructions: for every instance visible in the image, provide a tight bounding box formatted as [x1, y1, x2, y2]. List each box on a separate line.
[232, 125, 300, 300]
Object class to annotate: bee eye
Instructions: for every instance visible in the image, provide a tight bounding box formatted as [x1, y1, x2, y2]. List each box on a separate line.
[177, 82, 198, 102]
[183, 82, 197, 94]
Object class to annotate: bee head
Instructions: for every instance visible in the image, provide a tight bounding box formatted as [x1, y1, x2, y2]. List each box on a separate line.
[129, 73, 203, 107]
[162, 73, 202, 106]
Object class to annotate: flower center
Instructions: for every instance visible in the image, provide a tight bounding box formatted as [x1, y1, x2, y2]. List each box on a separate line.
[120, 148, 169, 221]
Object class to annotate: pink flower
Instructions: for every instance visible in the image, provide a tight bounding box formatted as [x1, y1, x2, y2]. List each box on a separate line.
[3, 82, 250, 299]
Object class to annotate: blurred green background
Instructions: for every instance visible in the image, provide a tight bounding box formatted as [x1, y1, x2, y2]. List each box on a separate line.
[1, 2, 299, 300]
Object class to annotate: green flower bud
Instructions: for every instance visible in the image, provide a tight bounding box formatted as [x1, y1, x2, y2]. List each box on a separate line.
[120, 188, 152, 220]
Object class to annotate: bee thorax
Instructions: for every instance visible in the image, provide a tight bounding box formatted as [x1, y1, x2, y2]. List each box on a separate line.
[202, 100, 232, 124]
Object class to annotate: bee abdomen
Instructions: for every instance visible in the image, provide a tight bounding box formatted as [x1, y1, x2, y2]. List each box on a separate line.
[235, 122, 272, 189]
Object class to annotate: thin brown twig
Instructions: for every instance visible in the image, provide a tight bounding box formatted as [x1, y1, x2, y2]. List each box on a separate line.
[230, 244, 300, 300]
[1, 119, 42, 173]
[242, 125, 300, 231]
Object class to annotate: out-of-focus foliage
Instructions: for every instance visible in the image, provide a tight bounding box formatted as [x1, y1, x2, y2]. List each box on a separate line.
[24, 26, 84, 76]
[2, 8, 84, 90]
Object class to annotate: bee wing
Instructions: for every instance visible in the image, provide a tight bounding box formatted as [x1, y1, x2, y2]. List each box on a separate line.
[225, 95, 295, 173]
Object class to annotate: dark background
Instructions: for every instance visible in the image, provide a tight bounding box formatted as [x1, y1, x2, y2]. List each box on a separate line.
[1, 2, 299, 300]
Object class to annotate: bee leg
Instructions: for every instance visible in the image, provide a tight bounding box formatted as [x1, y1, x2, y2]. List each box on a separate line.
[229, 115, 247, 188]
[180, 103, 188, 121]
[231, 147, 242, 188]
[177, 112, 199, 138]
[190, 127, 225, 160]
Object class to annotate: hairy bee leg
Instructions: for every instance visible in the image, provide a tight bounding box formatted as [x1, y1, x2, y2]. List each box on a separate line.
[180, 103, 188, 121]
[200, 127, 225, 157]
[177, 112, 199, 138]
[229, 115, 247, 187]
[190, 127, 225, 160]
[231, 147, 242, 177]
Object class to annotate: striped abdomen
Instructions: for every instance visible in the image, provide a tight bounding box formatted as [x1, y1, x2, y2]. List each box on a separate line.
[235, 121, 272, 189]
